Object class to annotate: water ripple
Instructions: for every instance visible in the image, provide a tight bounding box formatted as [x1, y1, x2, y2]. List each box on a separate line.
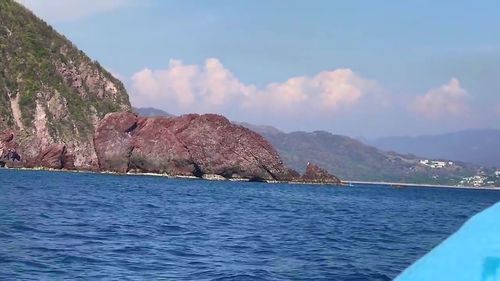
[1, 169, 499, 280]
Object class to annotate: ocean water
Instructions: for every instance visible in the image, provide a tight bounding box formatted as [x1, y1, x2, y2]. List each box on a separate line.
[1, 169, 499, 281]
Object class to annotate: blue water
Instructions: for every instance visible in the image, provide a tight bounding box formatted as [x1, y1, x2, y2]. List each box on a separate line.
[1, 169, 499, 280]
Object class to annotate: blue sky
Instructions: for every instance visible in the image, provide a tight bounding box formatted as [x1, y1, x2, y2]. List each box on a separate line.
[18, 0, 500, 137]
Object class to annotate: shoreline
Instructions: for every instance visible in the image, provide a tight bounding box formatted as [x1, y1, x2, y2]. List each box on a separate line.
[345, 180, 500, 191]
[1, 166, 499, 190]
[0, 166, 340, 186]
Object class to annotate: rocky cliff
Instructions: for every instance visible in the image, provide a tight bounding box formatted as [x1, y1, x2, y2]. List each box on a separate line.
[94, 112, 302, 182]
[0, 0, 131, 169]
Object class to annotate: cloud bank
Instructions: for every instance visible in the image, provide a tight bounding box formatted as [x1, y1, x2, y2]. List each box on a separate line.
[130, 58, 381, 121]
[129, 59, 483, 135]
[411, 78, 469, 119]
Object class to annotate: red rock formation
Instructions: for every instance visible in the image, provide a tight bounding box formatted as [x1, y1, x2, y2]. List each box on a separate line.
[35, 144, 68, 169]
[129, 116, 196, 176]
[301, 162, 342, 184]
[94, 112, 298, 181]
[0, 130, 21, 167]
[93, 111, 137, 173]
[2, 110, 341, 185]
[0, 130, 75, 169]
[1, 111, 342, 185]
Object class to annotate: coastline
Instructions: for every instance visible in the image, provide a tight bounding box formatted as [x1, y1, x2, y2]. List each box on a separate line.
[0, 166, 339, 186]
[1, 166, 499, 190]
[346, 180, 500, 191]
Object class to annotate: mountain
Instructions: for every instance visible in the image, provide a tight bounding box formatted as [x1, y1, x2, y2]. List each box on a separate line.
[369, 129, 500, 167]
[0, 3, 337, 183]
[239, 123, 480, 185]
[133, 107, 174, 117]
[0, 0, 130, 169]
[236, 122, 284, 136]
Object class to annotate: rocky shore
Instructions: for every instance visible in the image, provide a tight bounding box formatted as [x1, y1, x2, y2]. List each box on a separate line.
[1, 112, 342, 185]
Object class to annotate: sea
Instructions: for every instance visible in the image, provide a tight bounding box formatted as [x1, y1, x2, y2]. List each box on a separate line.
[1, 169, 499, 280]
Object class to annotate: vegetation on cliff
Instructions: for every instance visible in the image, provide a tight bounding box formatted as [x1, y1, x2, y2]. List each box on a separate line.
[0, 0, 131, 168]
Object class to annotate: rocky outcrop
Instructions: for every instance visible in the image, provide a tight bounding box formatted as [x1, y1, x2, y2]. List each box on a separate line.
[35, 144, 73, 170]
[94, 112, 299, 182]
[93, 112, 137, 173]
[300, 162, 342, 184]
[0, 130, 20, 167]
[0, 130, 75, 169]
[1, 106, 342, 184]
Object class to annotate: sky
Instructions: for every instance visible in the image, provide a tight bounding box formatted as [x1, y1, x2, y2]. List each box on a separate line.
[16, 0, 500, 138]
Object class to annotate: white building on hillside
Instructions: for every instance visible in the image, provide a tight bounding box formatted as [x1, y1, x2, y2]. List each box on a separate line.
[420, 160, 452, 169]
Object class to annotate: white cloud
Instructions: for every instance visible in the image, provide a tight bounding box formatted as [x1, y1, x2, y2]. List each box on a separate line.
[130, 58, 381, 119]
[411, 78, 469, 119]
[15, 0, 133, 22]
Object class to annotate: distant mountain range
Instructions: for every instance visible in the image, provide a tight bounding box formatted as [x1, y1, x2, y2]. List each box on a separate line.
[368, 129, 500, 167]
[132, 107, 174, 117]
[237, 122, 481, 184]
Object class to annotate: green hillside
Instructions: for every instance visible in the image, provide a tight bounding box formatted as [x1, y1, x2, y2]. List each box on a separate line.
[240, 123, 480, 185]
[0, 0, 131, 168]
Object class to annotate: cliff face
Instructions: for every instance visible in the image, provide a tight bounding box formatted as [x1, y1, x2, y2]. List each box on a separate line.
[0, 0, 131, 169]
[94, 112, 299, 181]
